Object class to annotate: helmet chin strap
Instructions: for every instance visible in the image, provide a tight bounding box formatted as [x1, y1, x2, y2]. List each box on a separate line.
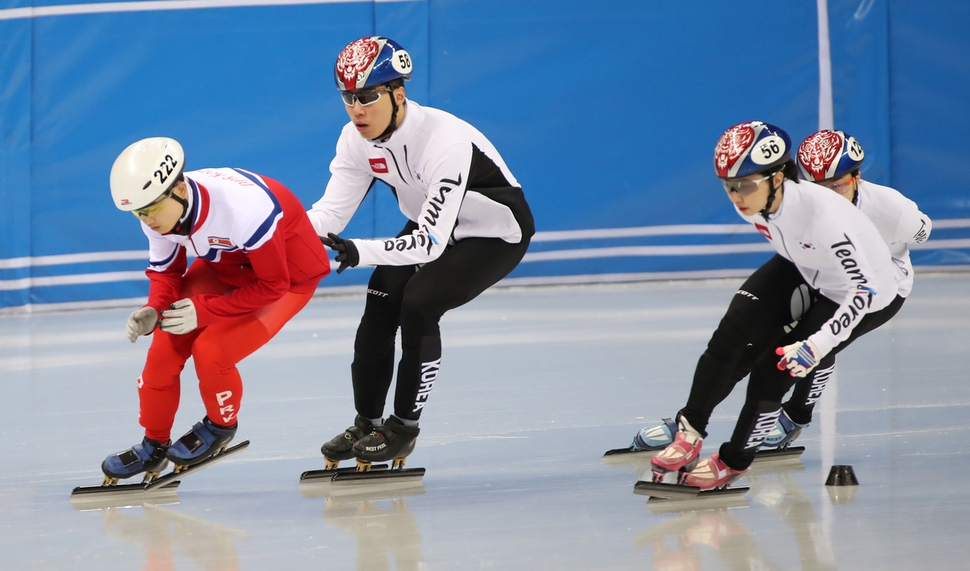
[372, 92, 404, 142]
[168, 187, 194, 236]
[760, 172, 780, 220]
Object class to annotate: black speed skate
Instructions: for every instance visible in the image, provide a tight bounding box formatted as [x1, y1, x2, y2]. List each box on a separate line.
[353, 415, 419, 471]
[321, 415, 377, 470]
[300, 415, 425, 484]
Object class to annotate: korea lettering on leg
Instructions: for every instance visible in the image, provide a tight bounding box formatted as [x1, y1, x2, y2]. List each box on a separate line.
[412, 358, 441, 413]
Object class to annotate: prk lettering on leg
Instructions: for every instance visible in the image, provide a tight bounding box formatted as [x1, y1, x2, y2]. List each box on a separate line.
[216, 390, 236, 423]
[412, 358, 441, 413]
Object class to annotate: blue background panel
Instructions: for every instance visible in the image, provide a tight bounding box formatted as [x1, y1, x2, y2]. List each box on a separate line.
[1, 0, 969, 309]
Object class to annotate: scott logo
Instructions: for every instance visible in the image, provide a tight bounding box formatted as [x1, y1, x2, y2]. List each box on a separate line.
[369, 158, 389, 173]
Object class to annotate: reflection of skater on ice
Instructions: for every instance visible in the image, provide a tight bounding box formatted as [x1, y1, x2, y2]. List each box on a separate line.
[100, 504, 248, 571]
[636, 508, 764, 571]
[322, 492, 426, 571]
[636, 461, 836, 570]
[747, 463, 837, 571]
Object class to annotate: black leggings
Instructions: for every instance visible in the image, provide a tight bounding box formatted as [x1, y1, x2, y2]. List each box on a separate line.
[350, 221, 531, 421]
[719, 288, 903, 470]
[681, 255, 815, 435]
[678, 255, 904, 469]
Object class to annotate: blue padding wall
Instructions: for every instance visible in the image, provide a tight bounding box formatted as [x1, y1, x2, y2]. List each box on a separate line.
[1, 0, 968, 309]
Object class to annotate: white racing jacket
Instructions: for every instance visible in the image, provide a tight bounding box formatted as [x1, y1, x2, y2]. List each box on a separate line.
[855, 179, 931, 297]
[737, 179, 902, 356]
[307, 100, 531, 267]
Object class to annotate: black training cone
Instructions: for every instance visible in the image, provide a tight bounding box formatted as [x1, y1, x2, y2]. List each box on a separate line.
[825, 465, 859, 486]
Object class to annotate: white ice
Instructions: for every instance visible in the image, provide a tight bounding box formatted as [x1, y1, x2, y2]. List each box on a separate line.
[1, 275, 968, 570]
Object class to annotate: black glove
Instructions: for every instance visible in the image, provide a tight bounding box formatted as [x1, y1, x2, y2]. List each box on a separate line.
[320, 232, 359, 274]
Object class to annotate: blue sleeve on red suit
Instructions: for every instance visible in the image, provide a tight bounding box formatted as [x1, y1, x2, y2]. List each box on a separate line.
[146, 248, 187, 316]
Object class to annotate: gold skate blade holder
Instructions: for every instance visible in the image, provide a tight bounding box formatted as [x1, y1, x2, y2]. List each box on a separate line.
[356, 460, 372, 472]
[74, 441, 249, 501]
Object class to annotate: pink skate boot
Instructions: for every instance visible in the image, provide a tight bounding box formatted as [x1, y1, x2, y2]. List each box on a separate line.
[650, 417, 703, 483]
[682, 453, 746, 490]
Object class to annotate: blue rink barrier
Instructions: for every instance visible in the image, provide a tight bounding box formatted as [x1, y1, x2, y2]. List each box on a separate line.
[2, 1, 969, 310]
[3, 220, 969, 312]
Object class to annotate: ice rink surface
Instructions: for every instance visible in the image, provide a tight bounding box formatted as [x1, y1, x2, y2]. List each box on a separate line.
[2, 274, 969, 571]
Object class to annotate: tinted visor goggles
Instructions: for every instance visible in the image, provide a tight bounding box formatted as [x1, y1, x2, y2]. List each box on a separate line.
[340, 87, 390, 107]
[721, 174, 771, 197]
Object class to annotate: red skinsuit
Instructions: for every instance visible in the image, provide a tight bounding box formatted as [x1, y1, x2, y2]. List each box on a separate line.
[137, 169, 329, 441]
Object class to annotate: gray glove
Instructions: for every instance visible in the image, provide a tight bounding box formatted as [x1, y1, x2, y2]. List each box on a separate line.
[126, 307, 158, 343]
[160, 298, 199, 335]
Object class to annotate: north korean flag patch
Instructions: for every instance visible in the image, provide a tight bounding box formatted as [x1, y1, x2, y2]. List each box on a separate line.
[208, 236, 234, 250]
[369, 158, 389, 173]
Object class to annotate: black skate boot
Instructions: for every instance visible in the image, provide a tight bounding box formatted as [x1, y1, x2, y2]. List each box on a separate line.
[321, 415, 377, 470]
[353, 415, 419, 471]
[166, 417, 237, 471]
[101, 436, 171, 485]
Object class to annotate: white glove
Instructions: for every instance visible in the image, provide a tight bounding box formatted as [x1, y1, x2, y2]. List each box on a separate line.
[160, 298, 198, 335]
[126, 307, 158, 343]
[775, 339, 821, 378]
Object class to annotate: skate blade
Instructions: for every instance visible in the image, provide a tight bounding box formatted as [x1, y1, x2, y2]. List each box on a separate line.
[331, 467, 425, 485]
[752, 445, 805, 464]
[144, 440, 250, 491]
[601, 447, 661, 466]
[299, 464, 389, 482]
[634, 480, 701, 500]
[69, 481, 181, 510]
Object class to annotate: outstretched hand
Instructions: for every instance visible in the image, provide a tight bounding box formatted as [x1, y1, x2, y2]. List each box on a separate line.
[126, 307, 158, 343]
[320, 233, 359, 274]
[775, 339, 820, 378]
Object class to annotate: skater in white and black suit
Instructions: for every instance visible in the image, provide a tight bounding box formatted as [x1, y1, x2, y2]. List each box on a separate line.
[307, 36, 534, 469]
[630, 129, 931, 455]
[771, 129, 932, 440]
[646, 121, 912, 490]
